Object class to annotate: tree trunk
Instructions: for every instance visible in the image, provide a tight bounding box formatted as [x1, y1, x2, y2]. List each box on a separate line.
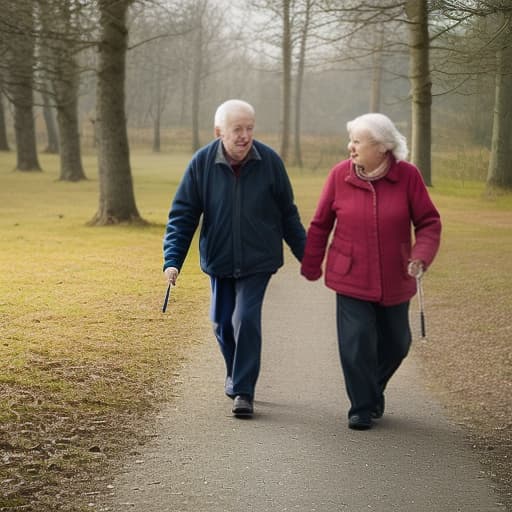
[406, 0, 432, 186]
[90, 0, 144, 225]
[152, 63, 163, 153]
[369, 34, 384, 112]
[42, 89, 59, 154]
[191, 24, 203, 152]
[0, 92, 9, 151]
[55, 94, 87, 182]
[12, 87, 41, 172]
[38, 0, 86, 181]
[153, 112, 161, 153]
[7, 8, 41, 172]
[293, 0, 312, 169]
[486, 40, 512, 189]
[280, 0, 292, 162]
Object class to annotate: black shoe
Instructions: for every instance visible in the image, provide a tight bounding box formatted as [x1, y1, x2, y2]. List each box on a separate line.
[225, 376, 235, 399]
[232, 395, 253, 417]
[371, 395, 385, 419]
[348, 414, 373, 430]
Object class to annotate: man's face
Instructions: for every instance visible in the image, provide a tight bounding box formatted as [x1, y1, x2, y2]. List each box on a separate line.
[217, 109, 255, 163]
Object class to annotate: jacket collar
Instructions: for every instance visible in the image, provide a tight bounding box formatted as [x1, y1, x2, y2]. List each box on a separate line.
[345, 153, 400, 188]
[214, 139, 262, 167]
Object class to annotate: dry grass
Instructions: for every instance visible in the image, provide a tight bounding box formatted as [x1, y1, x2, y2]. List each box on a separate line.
[0, 144, 511, 510]
[410, 192, 512, 509]
[0, 150, 211, 510]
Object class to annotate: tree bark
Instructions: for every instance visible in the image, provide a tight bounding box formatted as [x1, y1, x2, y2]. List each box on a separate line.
[90, 0, 145, 225]
[55, 92, 86, 182]
[280, 0, 292, 162]
[486, 40, 512, 189]
[153, 111, 161, 152]
[42, 89, 59, 154]
[0, 92, 9, 151]
[152, 61, 163, 153]
[406, 0, 432, 186]
[38, 0, 86, 181]
[191, 23, 203, 152]
[293, 0, 312, 169]
[369, 32, 384, 112]
[7, 4, 41, 172]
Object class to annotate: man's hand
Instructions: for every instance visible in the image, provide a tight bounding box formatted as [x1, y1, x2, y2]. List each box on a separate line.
[164, 267, 179, 285]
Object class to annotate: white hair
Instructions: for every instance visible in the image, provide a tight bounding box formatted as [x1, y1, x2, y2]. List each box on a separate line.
[214, 99, 255, 130]
[346, 113, 408, 161]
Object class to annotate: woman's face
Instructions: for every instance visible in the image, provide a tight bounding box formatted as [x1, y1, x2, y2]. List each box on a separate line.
[347, 129, 386, 171]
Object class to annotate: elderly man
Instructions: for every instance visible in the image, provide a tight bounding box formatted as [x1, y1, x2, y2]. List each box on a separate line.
[163, 99, 306, 417]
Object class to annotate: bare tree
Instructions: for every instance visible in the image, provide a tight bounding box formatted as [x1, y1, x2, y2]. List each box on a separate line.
[486, 12, 512, 189]
[245, 0, 294, 161]
[281, 0, 293, 161]
[90, 0, 145, 225]
[406, 0, 432, 186]
[293, 0, 314, 167]
[434, 0, 512, 188]
[0, 90, 9, 151]
[37, 0, 87, 181]
[369, 30, 385, 112]
[41, 87, 59, 154]
[3, 1, 41, 171]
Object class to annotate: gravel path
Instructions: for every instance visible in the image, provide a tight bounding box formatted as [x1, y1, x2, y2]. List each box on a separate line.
[103, 262, 504, 512]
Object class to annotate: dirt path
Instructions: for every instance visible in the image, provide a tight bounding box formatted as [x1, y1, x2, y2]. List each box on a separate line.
[101, 262, 505, 511]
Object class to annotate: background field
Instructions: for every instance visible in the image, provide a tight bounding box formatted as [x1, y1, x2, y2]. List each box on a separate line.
[0, 146, 511, 510]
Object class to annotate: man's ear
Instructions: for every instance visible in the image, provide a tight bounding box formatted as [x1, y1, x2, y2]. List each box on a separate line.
[214, 126, 222, 138]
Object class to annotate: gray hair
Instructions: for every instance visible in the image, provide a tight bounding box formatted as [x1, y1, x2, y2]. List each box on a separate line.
[214, 99, 255, 130]
[346, 113, 408, 161]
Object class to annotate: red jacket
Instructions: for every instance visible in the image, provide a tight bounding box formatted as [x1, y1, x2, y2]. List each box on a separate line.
[301, 157, 441, 305]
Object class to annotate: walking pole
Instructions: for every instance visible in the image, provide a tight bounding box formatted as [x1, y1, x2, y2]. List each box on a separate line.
[416, 274, 427, 340]
[162, 283, 171, 313]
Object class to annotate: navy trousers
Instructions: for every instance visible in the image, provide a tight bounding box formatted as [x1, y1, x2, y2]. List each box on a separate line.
[210, 273, 272, 399]
[336, 294, 412, 418]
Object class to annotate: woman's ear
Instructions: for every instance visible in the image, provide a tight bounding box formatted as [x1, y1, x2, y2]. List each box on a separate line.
[214, 126, 222, 138]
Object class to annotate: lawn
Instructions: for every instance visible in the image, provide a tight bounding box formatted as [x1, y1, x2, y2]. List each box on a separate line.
[1, 147, 511, 510]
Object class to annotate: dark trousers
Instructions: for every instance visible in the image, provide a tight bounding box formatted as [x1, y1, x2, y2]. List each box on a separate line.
[336, 294, 412, 417]
[210, 273, 272, 399]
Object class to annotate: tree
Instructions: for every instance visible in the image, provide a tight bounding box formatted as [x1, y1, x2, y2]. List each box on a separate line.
[37, 0, 87, 181]
[3, 1, 41, 171]
[41, 87, 59, 154]
[0, 90, 9, 151]
[293, 0, 314, 167]
[434, 0, 512, 188]
[406, 0, 432, 186]
[486, 13, 512, 189]
[281, 0, 293, 161]
[90, 0, 145, 225]
[246, 0, 294, 161]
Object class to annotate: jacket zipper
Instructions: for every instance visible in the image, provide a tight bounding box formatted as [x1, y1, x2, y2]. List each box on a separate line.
[232, 174, 242, 278]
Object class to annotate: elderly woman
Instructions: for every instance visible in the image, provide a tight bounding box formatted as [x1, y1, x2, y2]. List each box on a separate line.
[301, 113, 441, 430]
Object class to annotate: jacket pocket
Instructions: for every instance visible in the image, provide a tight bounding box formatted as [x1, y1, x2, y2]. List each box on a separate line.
[326, 244, 352, 276]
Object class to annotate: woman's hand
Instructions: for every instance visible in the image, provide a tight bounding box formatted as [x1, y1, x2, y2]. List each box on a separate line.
[407, 259, 424, 278]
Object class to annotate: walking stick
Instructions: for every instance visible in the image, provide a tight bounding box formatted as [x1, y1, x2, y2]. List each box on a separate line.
[416, 274, 426, 340]
[162, 283, 171, 313]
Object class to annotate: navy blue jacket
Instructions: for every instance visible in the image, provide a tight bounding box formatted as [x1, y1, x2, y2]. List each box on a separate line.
[163, 139, 306, 278]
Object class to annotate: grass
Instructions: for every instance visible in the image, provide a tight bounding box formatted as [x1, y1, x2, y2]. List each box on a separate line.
[1, 144, 511, 510]
[0, 149, 212, 510]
